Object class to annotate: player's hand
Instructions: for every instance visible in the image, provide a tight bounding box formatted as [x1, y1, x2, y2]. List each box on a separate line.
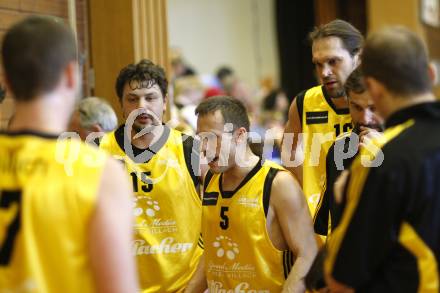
[358, 126, 382, 149]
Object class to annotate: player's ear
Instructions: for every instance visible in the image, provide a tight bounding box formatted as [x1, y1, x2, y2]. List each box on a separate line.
[64, 61, 79, 91]
[162, 94, 167, 114]
[234, 127, 248, 144]
[353, 48, 362, 68]
[428, 62, 438, 85]
[89, 124, 103, 133]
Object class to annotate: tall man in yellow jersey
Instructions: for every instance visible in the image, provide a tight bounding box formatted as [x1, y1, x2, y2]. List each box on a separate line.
[282, 20, 363, 216]
[0, 16, 137, 292]
[190, 96, 317, 292]
[100, 59, 203, 292]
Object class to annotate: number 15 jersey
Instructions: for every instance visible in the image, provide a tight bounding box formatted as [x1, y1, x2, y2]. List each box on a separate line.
[100, 125, 203, 292]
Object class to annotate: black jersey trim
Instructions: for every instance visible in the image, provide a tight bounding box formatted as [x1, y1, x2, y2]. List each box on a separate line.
[197, 234, 204, 249]
[306, 111, 329, 125]
[219, 158, 263, 199]
[202, 192, 219, 206]
[262, 168, 279, 217]
[283, 250, 294, 279]
[295, 90, 307, 123]
[114, 124, 170, 163]
[182, 134, 200, 189]
[322, 86, 350, 115]
[203, 170, 214, 193]
[0, 130, 60, 139]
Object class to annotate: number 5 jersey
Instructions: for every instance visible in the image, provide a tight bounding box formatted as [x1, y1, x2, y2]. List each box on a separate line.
[202, 159, 294, 292]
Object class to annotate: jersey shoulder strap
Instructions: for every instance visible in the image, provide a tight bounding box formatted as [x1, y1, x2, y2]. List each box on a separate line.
[262, 167, 280, 217]
[295, 89, 307, 122]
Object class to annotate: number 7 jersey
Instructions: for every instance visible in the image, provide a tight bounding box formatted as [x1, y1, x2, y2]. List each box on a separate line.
[0, 132, 107, 293]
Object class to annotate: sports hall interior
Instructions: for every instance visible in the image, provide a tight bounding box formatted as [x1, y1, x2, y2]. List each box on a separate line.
[0, 0, 439, 136]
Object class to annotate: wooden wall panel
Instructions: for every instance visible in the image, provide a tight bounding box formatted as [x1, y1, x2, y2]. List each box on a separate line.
[0, 9, 27, 29]
[20, 0, 67, 17]
[88, 0, 135, 121]
[314, 0, 367, 34]
[132, 0, 169, 73]
[314, 0, 338, 26]
[132, 0, 170, 121]
[368, 0, 440, 96]
[89, 0, 170, 122]
[0, 0, 20, 10]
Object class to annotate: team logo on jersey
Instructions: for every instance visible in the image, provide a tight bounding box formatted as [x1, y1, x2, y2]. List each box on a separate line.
[237, 197, 259, 208]
[213, 236, 240, 260]
[208, 236, 257, 279]
[133, 196, 178, 234]
[306, 111, 329, 125]
[133, 196, 160, 217]
[208, 281, 269, 293]
[132, 237, 193, 256]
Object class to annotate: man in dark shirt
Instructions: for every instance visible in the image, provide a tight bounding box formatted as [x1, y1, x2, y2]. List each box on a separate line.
[314, 67, 384, 236]
[325, 26, 440, 293]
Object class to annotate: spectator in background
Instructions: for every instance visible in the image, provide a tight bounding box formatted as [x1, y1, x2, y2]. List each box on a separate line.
[167, 47, 202, 134]
[69, 96, 118, 141]
[262, 88, 289, 120]
[170, 47, 196, 80]
[216, 65, 255, 114]
[172, 75, 205, 132]
[250, 89, 289, 163]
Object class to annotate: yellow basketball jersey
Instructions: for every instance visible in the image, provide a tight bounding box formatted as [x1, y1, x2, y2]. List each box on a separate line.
[202, 160, 294, 292]
[298, 86, 352, 216]
[0, 131, 107, 293]
[100, 126, 203, 292]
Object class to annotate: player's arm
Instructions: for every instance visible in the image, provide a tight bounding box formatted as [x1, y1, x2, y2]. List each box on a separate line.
[281, 97, 303, 185]
[271, 171, 318, 293]
[185, 159, 210, 292]
[185, 169, 211, 292]
[313, 144, 335, 236]
[89, 158, 138, 293]
[184, 253, 207, 293]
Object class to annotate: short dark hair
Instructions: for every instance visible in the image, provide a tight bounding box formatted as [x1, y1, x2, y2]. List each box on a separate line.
[309, 19, 363, 56]
[195, 96, 250, 131]
[115, 59, 168, 100]
[216, 66, 234, 81]
[344, 67, 365, 95]
[361, 26, 431, 96]
[2, 16, 77, 101]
